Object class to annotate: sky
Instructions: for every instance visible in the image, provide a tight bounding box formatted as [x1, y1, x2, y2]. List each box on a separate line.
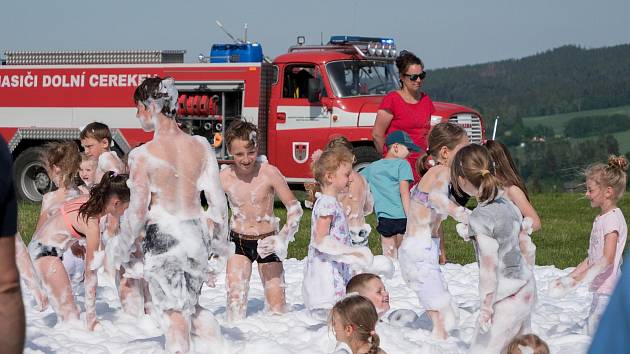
[1, 0, 629, 69]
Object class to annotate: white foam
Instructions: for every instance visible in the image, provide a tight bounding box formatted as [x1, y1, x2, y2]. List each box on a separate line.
[22, 260, 595, 354]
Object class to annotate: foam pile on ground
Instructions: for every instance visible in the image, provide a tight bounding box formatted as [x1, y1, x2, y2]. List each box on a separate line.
[23, 260, 593, 354]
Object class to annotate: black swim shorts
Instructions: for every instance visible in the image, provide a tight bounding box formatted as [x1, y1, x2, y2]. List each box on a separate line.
[32, 242, 64, 260]
[230, 230, 281, 264]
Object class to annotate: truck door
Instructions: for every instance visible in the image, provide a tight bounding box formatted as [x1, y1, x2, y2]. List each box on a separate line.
[271, 64, 330, 181]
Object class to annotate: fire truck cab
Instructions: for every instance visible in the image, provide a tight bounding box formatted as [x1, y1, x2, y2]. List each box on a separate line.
[0, 36, 484, 202]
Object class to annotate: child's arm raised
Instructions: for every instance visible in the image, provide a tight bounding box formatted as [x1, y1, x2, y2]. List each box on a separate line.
[506, 186, 541, 232]
[84, 218, 101, 331]
[257, 166, 303, 260]
[427, 167, 470, 223]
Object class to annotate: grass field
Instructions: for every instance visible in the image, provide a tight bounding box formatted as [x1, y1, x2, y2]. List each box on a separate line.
[18, 193, 630, 270]
[522, 105, 630, 154]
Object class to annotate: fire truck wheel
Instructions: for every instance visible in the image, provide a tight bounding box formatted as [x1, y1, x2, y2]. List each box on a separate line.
[353, 146, 380, 173]
[13, 147, 52, 202]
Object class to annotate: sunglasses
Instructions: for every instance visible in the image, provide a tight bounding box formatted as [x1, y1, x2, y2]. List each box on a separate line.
[403, 72, 427, 81]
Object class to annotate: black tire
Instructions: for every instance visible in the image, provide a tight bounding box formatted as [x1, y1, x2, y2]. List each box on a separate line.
[13, 147, 52, 202]
[353, 146, 380, 172]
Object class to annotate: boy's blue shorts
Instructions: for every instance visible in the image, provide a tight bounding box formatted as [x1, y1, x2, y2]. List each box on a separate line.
[376, 217, 407, 237]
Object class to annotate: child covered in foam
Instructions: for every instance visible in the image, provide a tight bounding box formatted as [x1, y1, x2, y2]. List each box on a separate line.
[77, 152, 98, 194]
[326, 136, 375, 248]
[80, 122, 147, 316]
[61, 152, 97, 288]
[346, 273, 390, 317]
[79, 123, 125, 249]
[302, 148, 374, 313]
[485, 140, 541, 267]
[398, 123, 470, 340]
[80, 121, 125, 182]
[220, 121, 302, 321]
[106, 77, 229, 353]
[28, 173, 130, 330]
[451, 144, 536, 354]
[346, 273, 432, 336]
[15, 141, 82, 311]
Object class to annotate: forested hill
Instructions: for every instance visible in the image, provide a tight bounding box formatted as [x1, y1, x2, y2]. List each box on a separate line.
[423, 44, 630, 120]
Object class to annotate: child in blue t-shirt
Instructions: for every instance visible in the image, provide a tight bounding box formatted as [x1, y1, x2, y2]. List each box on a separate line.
[361, 130, 417, 259]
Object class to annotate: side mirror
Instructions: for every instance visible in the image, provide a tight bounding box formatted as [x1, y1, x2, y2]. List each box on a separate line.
[320, 97, 333, 112]
[307, 78, 321, 103]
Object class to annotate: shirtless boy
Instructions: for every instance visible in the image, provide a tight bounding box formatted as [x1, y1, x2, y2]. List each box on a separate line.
[80, 122, 146, 315]
[80, 122, 125, 181]
[108, 77, 229, 353]
[220, 121, 303, 321]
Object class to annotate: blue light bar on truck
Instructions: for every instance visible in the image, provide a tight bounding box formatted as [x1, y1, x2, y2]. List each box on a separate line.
[329, 36, 395, 45]
[328, 35, 397, 58]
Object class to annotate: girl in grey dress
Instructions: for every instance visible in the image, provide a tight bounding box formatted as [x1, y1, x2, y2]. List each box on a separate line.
[450, 144, 536, 354]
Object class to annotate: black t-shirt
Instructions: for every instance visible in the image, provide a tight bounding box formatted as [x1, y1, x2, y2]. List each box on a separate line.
[0, 137, 17, 237]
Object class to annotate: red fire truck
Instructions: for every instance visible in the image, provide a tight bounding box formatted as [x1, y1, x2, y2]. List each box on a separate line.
[0, 36, 485, 202]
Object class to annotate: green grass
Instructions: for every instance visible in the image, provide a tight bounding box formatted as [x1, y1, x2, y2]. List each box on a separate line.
[522, 105, 630, 135]
[19, 193, 630, 270]
[522, 105, 630, 155]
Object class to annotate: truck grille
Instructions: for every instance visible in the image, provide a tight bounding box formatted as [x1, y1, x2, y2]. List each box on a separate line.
[448, 114, 483, 144]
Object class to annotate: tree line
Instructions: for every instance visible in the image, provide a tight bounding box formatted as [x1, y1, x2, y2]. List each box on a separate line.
[423, 43, 630, 190]
[424, 44, 630, 142]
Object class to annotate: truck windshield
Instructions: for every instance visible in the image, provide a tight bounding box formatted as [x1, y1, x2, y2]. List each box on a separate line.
[326, 60, 399, 98]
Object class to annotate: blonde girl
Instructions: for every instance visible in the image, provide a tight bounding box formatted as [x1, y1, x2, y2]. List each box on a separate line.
[77, 152, 98, 194]
[451, 144, 535, 354]
[302, 148, 373, 312]
[326, 136, 374, 247]
[330, 295, 386, 354]
[398, 122, 469, 339]
[549, 156, 628, 334]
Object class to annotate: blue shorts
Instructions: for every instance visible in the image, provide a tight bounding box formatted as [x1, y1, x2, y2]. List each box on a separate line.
[376, 217, 407, 237]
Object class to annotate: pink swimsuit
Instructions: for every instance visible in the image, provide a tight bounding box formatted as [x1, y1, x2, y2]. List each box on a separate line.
[60, 195, 89, 239]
